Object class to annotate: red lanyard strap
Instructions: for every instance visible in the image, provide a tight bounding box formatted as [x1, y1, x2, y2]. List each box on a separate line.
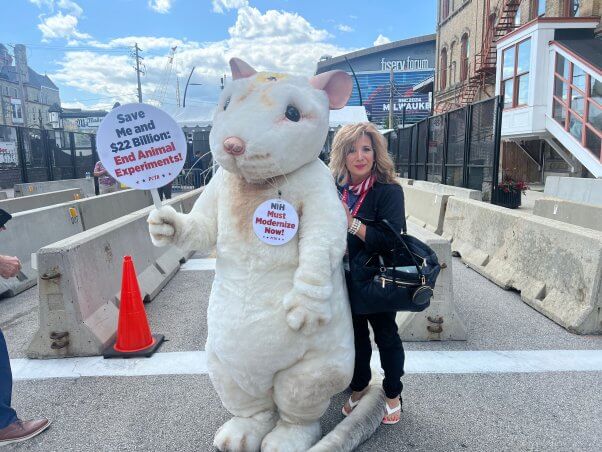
[342, 188, 368, 217]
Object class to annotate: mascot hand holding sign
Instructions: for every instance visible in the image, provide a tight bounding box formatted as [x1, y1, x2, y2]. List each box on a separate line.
[148, 58, 383, 451]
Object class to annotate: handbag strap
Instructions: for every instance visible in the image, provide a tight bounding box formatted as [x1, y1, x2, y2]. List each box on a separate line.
[381, 219, 423, 276]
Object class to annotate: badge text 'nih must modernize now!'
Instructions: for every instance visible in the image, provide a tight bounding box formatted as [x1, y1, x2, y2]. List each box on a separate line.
[253, 199, 299, 246]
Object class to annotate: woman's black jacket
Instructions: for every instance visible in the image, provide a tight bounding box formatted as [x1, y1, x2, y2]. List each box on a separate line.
[338, 181, 407, 263]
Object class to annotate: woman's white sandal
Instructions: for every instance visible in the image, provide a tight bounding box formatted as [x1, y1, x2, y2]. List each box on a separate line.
[341, 396, 361, 417]
[382, 402, 401, 425]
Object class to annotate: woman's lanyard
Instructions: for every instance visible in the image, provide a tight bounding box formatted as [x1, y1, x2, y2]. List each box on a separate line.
[342, 188, 368, 217]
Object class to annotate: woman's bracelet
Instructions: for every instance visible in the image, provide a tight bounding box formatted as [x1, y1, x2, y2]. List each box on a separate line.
[348, 218, 362, 235]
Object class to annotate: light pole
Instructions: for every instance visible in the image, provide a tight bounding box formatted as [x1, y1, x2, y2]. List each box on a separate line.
[183, 66, 203, 107]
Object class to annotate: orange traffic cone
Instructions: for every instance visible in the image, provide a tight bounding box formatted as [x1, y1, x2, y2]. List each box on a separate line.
[104, 256, 164, 358]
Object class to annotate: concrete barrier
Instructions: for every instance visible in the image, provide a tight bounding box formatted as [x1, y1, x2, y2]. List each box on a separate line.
[544, 176, 602, 206]
[76, 189, 152, 230]
[412, 180, 482, 200]
[27, 189, 203, 358]
[0, 192, 7, 200]
[533, 198, 602, 232]
[403, 186, 450, 235]
[0, 188, 82, 214]
[0, 190, 153, 298]
[397, 177, 414, 186]
[396, 222, 467, 341]
[0, 203, 83, 297]
[442, 197, 602, 334]
[14, 178, 95, 198]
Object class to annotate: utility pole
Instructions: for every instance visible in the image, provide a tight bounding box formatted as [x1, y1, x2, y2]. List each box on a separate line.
[176, 75, 181, 107]
[389, 67, 394, 129]
[133, 43, 144, 103]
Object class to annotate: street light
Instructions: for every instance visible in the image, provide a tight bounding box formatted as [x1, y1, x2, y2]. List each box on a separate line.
[183, 66, 203, 107]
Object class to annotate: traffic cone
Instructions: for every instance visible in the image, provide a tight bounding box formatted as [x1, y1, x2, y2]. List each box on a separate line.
[103, 256, 164, 358]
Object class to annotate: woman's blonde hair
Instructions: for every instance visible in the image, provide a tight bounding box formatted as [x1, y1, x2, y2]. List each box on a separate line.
[329, 122, 397, 186]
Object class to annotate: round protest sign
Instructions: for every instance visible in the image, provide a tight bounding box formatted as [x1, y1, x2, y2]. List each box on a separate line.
[253, 199, 299, 246]
[96, 103, 186, 190]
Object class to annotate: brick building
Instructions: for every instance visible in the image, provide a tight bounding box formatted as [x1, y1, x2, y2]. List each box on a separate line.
[0, 43, 61, 129]
[434, 1, 602, 183]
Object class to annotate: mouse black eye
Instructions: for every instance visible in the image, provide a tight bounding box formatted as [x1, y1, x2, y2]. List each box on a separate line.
[285, 105, 300, 122]
[223, 97, 231, 111]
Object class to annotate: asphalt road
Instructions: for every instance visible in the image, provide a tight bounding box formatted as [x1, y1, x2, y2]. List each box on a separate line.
[1, 257, 601, 451]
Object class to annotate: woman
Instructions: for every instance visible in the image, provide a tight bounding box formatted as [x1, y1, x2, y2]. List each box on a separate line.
[329, 122, 406, 425]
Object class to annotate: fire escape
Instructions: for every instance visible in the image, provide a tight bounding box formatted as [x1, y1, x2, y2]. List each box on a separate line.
[457, 0, 522, 106]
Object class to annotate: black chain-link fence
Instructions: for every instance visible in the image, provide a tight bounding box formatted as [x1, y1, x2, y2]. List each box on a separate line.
[391, 96, 502, 201]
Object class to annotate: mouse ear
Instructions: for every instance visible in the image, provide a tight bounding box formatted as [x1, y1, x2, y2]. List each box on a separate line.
[230, 58, 257, 80]
[309, 70, 353, 110]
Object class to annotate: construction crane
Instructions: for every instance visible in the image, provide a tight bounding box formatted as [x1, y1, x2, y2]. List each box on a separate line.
[151, 45, 178, 105]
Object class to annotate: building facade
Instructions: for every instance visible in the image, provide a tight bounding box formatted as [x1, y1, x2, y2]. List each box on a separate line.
[434, 0, 602, 182]
[0, 44, 61, 129]
[316, 35, 436, 128]
[434, 0, 600, 113]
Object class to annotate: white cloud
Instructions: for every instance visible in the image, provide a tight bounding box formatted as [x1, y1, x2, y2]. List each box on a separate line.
[57, 0, 83, 16]
[229, 6, 331, 42]
[52, 5, 352, 109]
[336, 24, 354, 33]
[38, 12, 91, 41]
[374, 34, 391, 46]
[212, 0, 248, 13]
[148, 0, 173, 14]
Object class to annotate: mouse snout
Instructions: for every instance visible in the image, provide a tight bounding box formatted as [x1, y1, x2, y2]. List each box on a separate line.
[223, 136, 246, 156]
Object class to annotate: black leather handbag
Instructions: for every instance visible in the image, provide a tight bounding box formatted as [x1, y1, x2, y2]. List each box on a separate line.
[346, 219, 440, 315]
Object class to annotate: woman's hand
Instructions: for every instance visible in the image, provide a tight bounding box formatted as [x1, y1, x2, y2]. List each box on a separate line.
[341, 200, 353, 228]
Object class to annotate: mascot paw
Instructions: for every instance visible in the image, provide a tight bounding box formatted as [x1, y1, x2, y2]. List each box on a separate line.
[213, 413, 276, 452]
[261, 420, 321, 452]
[284, 291, 331, 335]
[147, 205, 179, 246]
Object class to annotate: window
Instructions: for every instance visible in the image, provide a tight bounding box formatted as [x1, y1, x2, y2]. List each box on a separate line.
[552, 52, 602, 159]
[460, 33, 469, 82]
[441, 0, 450, 20]
[532, 0, 546, 18]
[440, 48, 448, 90]
[501, 38, 531, 108]
[449, 41, 456, 85]
[565, 0, 581, 16]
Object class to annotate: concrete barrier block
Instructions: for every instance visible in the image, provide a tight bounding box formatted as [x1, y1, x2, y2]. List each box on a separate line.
[0, 188, 82, 214]
[0, 192, 7, 200]
[396, 223, 467, 341]
[14, 178, 95, 198]
[27, 189, 203, 358]
[402, 186, 450, 235]
[397, 177, 414, 186]
[0, 203, 83, 298]
[544, 176, 602, 206]
[533, 198, 602, 232]
[77, 189, 153, 230]
[412, 180, 482, 200]
[442, 197, 602, 334]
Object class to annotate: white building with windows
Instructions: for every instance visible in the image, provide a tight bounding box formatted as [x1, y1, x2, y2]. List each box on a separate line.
[496, 16, 602, 178]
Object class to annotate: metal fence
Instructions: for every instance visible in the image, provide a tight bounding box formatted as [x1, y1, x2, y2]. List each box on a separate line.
[0, 125, 97, 189]
[390, 96, 502, 200]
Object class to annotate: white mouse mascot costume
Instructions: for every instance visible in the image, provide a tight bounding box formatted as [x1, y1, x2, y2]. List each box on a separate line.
[148, 58, 384, 452]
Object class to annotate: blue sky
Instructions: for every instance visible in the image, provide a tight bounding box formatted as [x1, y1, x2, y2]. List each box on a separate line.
[1, 0, 436, 109]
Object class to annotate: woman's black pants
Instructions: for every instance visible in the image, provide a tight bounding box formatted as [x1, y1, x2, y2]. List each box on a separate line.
[349, 311, 405, 399]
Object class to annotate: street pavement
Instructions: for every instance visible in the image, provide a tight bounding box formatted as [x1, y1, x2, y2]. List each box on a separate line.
[1, 256, 601, 451]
